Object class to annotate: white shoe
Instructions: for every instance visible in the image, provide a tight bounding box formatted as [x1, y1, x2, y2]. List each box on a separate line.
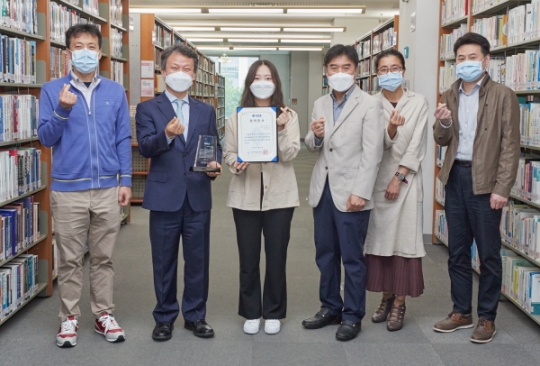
[95, 313, 126, 343]
[243, 319, 260, 334]
[57, 316, 78, 348]
[264, 319, 281, 335]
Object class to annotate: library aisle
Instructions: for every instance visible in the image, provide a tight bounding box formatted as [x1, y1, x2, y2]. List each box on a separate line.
[0, 148, 539, 366]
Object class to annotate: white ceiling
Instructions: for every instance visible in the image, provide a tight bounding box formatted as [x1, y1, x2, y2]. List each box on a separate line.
[129, 0, 400, 51]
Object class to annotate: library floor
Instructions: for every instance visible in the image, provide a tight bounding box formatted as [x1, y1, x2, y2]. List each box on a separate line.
[1, 147, 540, 366]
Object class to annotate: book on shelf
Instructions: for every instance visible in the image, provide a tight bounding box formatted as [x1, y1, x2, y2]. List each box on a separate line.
[519, 101, 540, 146]
[111, 28, 124, 59]
[0, 34, 37, 84]
[440, 24, 467, 60]
[110, 0, 124, 28]
[1, 0, 38, 35]
[434, 209, 448, 243]
[502, 254, 540, 314]
[511, 157, 540, 203]
[0, 94, 39, 142]
[82, 0, 99, 17]
[0, 253, 38, 320]
[441, 0, 468, 25]
[435, 177, 446, 205]
[356, 39, 371, 59]
[111, 60, 124, 85]
[50, 2, 102, 45]
[372, 27, 397, 54]
[50, 46, 70, 80]
[472, 14, 507, 48]
[0, 147, 42, 201]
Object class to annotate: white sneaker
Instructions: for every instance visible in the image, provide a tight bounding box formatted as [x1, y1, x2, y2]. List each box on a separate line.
[243, 319, 260, 334]
[57, 316, 78, 348]
[95, 312, 126, 343]
[264, 319, 281, 335]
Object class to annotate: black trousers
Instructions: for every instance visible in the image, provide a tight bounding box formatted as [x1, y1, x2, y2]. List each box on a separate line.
[445, 163, 503, 321]
[232, 207, 294, 320]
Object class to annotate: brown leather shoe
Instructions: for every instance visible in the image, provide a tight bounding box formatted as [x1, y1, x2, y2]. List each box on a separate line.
[371, 295, 395, 323]
[433, 312, 474, 333]
[386, 303, 406, 331]
[470, 318, 496, 343]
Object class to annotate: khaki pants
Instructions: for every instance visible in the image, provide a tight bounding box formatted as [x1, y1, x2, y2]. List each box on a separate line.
[51, 187, 121, 320]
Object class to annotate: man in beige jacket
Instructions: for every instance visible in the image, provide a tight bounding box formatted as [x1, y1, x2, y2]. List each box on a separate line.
[302, 44, 384, 341]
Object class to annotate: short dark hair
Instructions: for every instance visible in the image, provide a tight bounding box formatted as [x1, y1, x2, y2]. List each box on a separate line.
[374, 48, 406, 71]
[324, 44, 359, 67]
[66, 24, 102, 49]
[453, 32, 490, 57]
[160, 44, 199, 71]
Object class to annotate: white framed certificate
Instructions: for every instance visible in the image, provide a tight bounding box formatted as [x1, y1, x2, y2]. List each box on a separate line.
[237, 106, 278, 163]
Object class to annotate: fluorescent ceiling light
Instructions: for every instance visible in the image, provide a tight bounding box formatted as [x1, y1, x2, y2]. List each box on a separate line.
[233, 47, 278, 51]
[279, 47, 323, 51]
[187, 38, 224, 42]
[229, 39, 278, 43]
[280, 39, 331, 43]
[283, 27, 344, 32]
[174, 27, 215, 31]
[221, 27, 280, 32]
[130, 8, 201, 14]
[209, 8, 284, 14]
[197, 46, 230, 50]
[287, 8, 364, 14]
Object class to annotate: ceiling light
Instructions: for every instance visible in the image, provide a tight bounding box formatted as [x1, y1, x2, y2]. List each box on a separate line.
[233, 47, 278, 51]
[173, 27, 215, 31]
[197, 46, 230, 50]
[221, 27, 281, 32]
[283, 27, 345, 32]
[228, 39, 278, 43]
[187, 38, 224, 42]
[280, 39, 332, 43]
[287, 8, 364, 14]
[209, 8, 284, 14]
[130, 8, 201, 14]
[279, 47, 323, 51]
[218, 54, 231, 63]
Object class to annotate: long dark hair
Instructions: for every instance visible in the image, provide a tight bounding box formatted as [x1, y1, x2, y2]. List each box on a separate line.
[240, 60, 285, 116]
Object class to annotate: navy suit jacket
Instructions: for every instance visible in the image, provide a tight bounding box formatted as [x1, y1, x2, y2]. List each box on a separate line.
[135, 93, 222, 212]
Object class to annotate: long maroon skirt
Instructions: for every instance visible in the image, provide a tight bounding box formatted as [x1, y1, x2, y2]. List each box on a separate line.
[366, 254, 425, 297]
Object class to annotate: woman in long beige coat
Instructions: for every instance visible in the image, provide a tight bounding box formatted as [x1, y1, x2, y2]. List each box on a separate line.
[223, 60, 300, 336]
[364, 49, 428, 331]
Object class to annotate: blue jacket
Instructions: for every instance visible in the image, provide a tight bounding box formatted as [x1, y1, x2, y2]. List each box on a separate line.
[37, 74, 132, 191]
[135, 93, 221, 212]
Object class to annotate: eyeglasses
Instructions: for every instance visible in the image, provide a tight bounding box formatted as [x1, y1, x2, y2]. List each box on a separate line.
[377, 66, 403, 75]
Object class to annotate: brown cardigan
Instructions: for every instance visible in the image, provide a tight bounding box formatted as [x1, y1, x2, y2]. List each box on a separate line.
[433, 74, 520, 198]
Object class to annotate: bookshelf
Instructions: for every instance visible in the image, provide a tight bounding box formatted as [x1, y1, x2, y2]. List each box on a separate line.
[128, 13, 220, 203]
[433, 0, 540, 325]
[0, 0, 131, 326]
[352, 15, 399, 95]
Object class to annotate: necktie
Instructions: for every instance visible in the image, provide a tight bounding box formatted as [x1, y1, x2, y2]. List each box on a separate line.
[174, 99, 188, 139]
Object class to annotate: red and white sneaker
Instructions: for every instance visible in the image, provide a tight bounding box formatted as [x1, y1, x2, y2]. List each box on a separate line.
[57, 316, 78, 348]
[95, 313, 126, 343]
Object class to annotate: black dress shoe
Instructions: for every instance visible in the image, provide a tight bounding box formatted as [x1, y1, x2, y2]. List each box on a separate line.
[302, 308, 342, 329]
[336, 320, 361, 341]
[152, 322, 173, 341]
[184, 320, 215, 338]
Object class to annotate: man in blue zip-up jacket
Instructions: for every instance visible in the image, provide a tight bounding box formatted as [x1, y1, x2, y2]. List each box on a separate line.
[37, 24, 131, 348]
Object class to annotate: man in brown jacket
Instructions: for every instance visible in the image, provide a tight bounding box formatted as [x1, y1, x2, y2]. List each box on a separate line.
[432, 32, 520, 343]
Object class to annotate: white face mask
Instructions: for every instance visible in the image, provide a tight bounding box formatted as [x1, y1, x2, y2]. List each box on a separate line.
[250, 80, 275, 99]
[164, 71, 193, 92]
[327, 72, 354, 92]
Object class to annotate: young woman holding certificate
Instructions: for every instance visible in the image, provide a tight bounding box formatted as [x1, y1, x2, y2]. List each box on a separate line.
[363, 49, 428, 331]
[223, 60, 300, 335]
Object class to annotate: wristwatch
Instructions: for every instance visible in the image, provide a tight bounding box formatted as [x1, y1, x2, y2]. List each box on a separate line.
[395, 172, 408, 184]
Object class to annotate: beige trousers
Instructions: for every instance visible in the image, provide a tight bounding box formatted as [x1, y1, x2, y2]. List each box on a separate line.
[51, 187, 121, 320]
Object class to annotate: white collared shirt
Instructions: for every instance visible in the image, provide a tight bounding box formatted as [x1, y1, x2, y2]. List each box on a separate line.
[456, 78, 483, 161]
[164, 90, 190, 144]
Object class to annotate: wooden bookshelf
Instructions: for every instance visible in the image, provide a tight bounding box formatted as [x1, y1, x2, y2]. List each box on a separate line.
[352, 15, 399, 95]
[433, 0, 540, 325]
[128, 13, 222, 203]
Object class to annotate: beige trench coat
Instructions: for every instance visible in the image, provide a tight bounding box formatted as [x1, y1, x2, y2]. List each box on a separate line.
[364, 89, 428, 258]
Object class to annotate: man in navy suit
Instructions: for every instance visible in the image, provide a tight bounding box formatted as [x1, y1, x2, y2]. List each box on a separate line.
[135, 44, 222, 341]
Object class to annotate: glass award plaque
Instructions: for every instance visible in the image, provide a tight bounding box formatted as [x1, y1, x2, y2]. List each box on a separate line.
[193, 135, 220, 172]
